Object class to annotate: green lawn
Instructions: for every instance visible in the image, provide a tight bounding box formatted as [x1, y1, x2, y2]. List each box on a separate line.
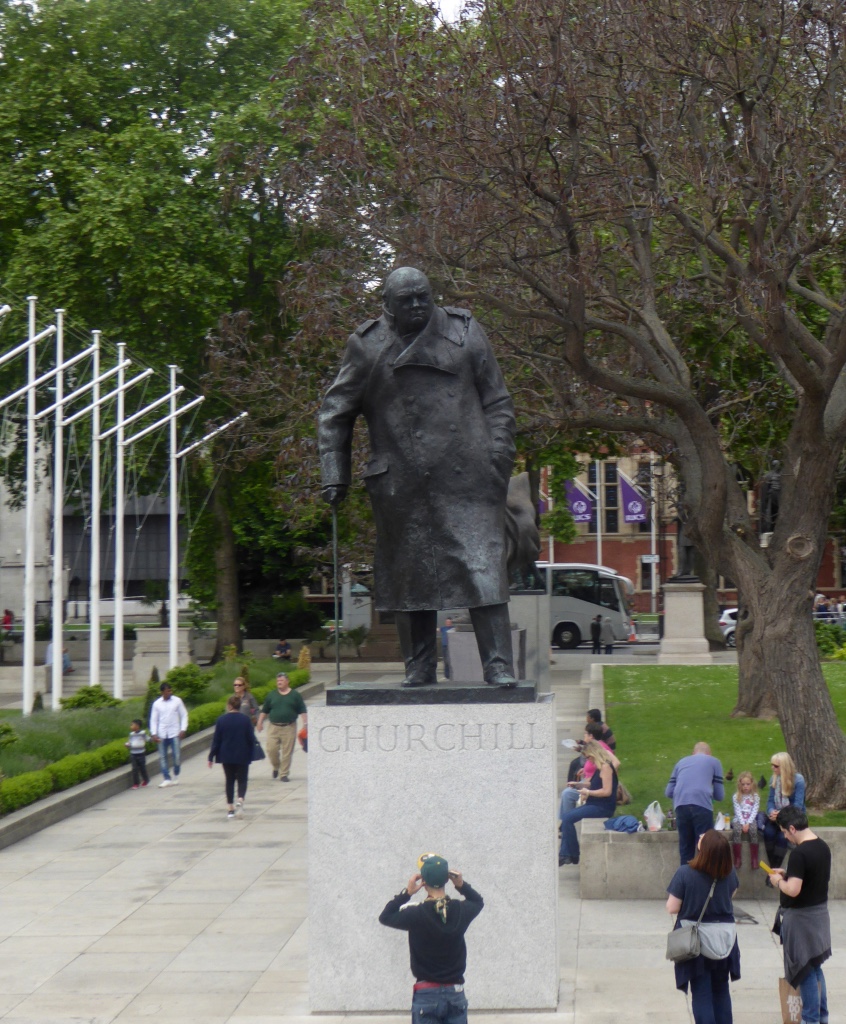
[605, 663, 846, 827]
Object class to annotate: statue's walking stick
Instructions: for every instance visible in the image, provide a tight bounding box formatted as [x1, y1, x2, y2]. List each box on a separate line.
[332, 505, 341, 687]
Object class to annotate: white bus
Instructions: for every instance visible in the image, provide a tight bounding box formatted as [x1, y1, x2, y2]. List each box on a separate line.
[510, 562, 634, 649]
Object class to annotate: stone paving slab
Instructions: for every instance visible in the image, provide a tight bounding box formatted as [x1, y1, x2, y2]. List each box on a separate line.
[0, 656, 842, 1024]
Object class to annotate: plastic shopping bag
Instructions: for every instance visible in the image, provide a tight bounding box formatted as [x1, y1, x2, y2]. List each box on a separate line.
[643, 800, 665, 831]
[714, 812, 728, 831]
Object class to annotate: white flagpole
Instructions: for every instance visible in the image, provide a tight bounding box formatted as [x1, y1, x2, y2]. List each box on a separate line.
[22, 298, 39, 715]
[50, 311, 65, 708]
[90, 333, 101, 688]
[114, 345, 126, 699]
[595, 459, 603, 566]
[169, 366, 179, 668]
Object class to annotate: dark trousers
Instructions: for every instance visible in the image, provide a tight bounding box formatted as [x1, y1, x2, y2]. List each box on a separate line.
[763, 819, 789, 866]
[222, 763, 249, 804]
[130, 752, 149, 786]
[396, 603, 514, 684]
[676, 804, 714, 864]
[591, 638, 601, 654]
[688, 967, 732, 1024]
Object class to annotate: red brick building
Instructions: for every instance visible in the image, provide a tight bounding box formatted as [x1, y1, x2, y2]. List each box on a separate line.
[545, 454, 843, 614]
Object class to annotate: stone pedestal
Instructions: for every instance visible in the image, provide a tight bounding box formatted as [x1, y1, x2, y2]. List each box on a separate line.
[308, 695, 559, 1012]
[658, 579, 712, 664]
[447, 626, 526, 682]
[510, 591, 551, 691]
[132, 628, 192, 686]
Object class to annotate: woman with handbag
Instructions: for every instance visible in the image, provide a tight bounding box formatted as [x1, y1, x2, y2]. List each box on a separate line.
[666, 830, 740, 1024]
[208, 694, 257, 819]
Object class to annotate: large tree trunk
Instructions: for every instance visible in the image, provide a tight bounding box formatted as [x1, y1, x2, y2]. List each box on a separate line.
[736, 606, 846, 807]
[211, 472, 241, 661]
[723, 436, 846, 806]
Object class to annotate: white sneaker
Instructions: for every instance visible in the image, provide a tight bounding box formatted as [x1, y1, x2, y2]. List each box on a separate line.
[171, 778, 180, 785]
[235, 799, 244, 818]
[158, 779, 172, 788]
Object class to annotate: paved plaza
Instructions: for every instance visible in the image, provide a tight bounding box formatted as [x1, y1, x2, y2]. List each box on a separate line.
[0, 653, 841, 1022]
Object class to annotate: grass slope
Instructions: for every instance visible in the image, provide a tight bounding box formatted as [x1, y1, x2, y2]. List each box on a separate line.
[605, 663, 846, 827]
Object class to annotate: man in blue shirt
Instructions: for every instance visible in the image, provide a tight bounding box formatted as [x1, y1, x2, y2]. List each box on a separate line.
[666, 741, 725, 864]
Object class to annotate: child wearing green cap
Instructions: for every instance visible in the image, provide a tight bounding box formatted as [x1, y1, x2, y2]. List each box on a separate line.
[379, 853, 483, 1023]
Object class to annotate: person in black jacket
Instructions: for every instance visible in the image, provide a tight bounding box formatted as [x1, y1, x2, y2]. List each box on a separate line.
[590, 614, 602, 655]
[379, 854, 483, 1024]
[208, 694, 256, 819]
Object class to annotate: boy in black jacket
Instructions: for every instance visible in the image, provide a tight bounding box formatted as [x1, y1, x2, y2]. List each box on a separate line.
[379, 854, 483, 1024]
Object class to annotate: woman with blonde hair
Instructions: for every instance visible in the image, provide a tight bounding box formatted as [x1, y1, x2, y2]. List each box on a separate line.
[764, 752, 806, 868]
[558, 740, 617, 866]
[232, 676, 259, 725]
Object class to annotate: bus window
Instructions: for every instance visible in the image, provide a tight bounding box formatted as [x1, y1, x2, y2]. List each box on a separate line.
[551, 568, 599, 602]
[598, 578, 620, 611]
[509, 565, 548, 594]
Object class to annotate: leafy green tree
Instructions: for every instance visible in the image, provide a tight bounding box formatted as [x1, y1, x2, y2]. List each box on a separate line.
[0, 0, 309, 652]
[256, 0, 846, 804]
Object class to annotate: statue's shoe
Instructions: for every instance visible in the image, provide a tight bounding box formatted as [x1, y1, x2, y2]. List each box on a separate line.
[486, 674, 518, 688]
[400, 677, 437, 688]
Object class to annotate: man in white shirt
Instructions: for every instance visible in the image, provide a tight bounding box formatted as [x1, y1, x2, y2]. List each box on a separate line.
[149, 682, 188, 788]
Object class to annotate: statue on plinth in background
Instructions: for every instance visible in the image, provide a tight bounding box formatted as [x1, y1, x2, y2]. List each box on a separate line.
[759, 459, 782, 535]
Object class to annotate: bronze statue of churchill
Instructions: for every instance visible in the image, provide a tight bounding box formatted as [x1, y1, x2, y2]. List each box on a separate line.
[318, 267, 518, 687]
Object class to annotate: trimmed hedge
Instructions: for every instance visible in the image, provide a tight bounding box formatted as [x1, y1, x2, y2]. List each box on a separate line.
[48, 750, 106, 791]
[0, 770, 53, 813]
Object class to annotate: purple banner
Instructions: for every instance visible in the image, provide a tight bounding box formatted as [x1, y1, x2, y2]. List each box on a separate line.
[620, 474, 648, 523]
[564, 479, 593, 523]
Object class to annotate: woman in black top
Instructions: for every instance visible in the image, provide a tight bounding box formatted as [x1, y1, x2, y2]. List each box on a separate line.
[666, 830, 740, 1024]
[208, 694, 256, 819]
[558, 741, 617, 865]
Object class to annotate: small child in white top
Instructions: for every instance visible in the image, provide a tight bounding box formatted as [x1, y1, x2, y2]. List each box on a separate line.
[730, 771, 760, 868]
[126, 718, 150, 789]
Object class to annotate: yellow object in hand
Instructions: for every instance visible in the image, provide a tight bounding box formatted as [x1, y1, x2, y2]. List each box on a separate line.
[759, 861, 774, 875]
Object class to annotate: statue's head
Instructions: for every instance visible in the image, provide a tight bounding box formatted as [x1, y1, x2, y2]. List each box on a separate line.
[383, 267, 434, 335]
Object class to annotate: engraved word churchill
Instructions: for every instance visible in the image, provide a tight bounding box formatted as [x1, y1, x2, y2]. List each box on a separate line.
[317, 721, 546, 754]
[319, 267, 518, 689]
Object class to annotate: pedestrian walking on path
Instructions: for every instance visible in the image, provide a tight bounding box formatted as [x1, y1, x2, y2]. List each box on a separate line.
[125, 718, 150, 789]
[149, 682, 188, 787]
[208, 694, 256, 819]
[256, 672, 307, 782]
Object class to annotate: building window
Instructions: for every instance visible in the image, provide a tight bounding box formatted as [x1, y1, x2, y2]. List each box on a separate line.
[584, 462, 619, 534]
[640, 561, 654, 591]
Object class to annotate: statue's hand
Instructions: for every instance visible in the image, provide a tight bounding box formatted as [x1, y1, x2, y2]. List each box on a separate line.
[491, 451, 513, 484]
[322, 485, 348, 507]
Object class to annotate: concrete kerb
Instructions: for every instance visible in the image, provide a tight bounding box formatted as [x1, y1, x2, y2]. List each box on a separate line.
[0, 676, 325, 852]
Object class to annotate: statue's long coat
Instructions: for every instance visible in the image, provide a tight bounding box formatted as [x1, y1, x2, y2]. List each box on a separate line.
[318, 305, 516, 611]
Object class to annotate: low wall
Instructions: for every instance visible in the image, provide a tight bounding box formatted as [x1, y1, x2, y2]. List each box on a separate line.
[579, 819, 846, 899]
